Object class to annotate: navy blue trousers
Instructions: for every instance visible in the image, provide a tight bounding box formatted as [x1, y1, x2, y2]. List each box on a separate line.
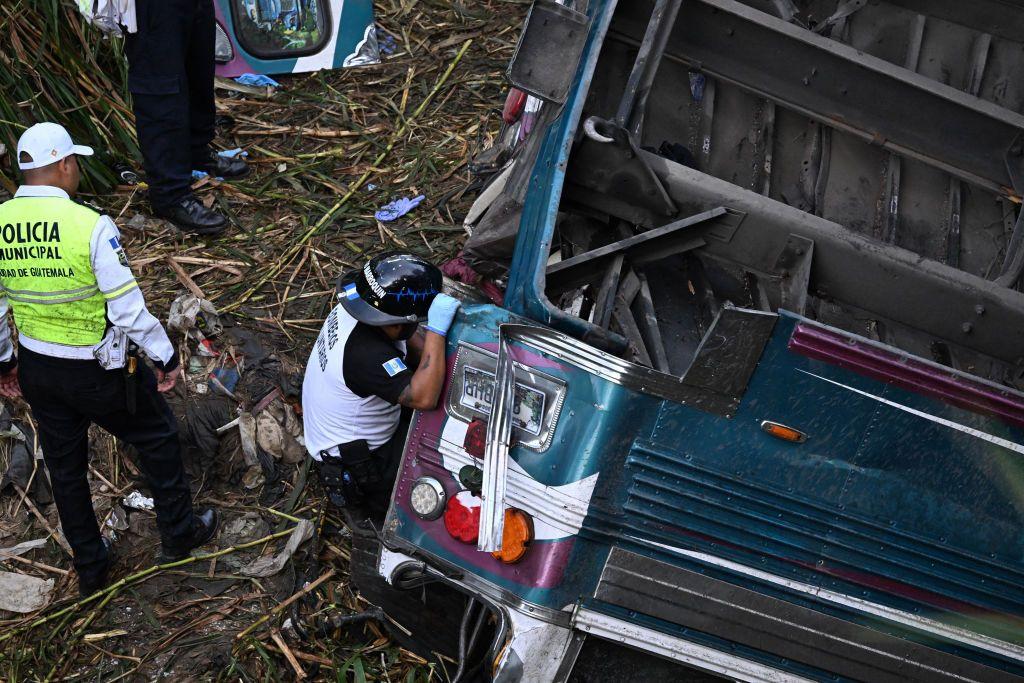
[124, 0, 216, 210]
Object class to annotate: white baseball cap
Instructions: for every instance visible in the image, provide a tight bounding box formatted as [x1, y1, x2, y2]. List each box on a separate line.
[16, 122, 94, 170]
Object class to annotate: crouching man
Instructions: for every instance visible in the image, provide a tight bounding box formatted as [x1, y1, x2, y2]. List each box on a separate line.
[302, 252, 460, 522]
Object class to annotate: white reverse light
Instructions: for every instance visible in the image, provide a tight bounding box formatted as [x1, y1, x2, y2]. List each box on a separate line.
[410, 477, 446, 520]
[215, 23, 234, 63]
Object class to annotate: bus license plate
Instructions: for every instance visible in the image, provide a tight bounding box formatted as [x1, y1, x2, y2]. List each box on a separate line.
[459, 366, 546, 435]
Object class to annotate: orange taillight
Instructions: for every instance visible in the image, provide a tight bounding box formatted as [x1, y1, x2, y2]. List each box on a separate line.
[760, 420, 808, 443]
[491, 509, 533, 564]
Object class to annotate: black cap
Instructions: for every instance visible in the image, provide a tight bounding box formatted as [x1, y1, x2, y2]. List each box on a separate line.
[337, 252, 442, 326]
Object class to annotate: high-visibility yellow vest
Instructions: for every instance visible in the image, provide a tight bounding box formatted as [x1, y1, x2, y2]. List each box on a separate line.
[0, 197, 107, 346]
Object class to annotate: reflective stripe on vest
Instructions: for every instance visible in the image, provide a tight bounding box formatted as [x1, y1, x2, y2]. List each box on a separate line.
[0, 197, 107, 346]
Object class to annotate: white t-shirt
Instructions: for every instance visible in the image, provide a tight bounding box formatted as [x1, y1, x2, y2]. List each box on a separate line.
[302, 305, 412, 459]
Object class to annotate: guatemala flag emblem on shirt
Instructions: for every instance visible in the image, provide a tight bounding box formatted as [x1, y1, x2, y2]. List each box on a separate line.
[382, 357, 407, 377]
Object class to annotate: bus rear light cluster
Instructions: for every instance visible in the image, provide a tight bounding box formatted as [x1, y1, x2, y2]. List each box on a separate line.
[442, 490, 533, 564]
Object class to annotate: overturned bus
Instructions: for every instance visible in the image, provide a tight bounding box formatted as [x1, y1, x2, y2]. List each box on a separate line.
[349, 0, 1024, 680]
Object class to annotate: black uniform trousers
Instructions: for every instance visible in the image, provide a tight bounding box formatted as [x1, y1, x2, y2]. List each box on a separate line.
[331, 409, 411, 521]
[124, 0, 216, 211]
[19, 347, 194, 583]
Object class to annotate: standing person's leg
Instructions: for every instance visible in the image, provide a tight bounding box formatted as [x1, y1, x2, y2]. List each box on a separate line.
[187, 0, 249, 179]
[123, 0, 194, 214]
[17, 350, 109, 585]
[187, 0, 217, 171]
[90, 365, 199, 551]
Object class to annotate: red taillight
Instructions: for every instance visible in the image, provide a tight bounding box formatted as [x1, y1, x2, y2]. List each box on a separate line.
[464, 418, 487, 458]
[502, 88, 527, 124]
[444, 490, 482, 544]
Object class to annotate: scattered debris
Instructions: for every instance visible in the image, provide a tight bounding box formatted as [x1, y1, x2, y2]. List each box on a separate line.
[122, 491, 155, 511]
[0, 0, 526, 678]
[240, 518, 313, 577]
[217, 148, 248, 160]
[0, 571, 54, 613]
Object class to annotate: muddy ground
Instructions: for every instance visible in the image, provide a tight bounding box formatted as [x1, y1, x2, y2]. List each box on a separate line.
[0, 1, 528, 679]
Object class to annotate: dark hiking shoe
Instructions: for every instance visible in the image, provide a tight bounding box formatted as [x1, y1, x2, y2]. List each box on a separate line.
[160, 508, 219, 562]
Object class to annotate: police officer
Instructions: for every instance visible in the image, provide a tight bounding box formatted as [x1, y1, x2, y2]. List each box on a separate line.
[0, 123, 218, 595]
[302, 253, 461, 521]
[123, 0, 248, 235]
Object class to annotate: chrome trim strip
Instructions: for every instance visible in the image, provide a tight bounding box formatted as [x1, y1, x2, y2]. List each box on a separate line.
[799, 370, 1024, 456]
[479, 328, 515, 552]
[573, 608, 812, 682]
[629, 535, 1024, 662]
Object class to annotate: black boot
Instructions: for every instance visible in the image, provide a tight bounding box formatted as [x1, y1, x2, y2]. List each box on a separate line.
[79, 537, 114, 598]
[198, 150, 250, 179]
[161, 508, 219, 562]
[154, 196, 227, 235]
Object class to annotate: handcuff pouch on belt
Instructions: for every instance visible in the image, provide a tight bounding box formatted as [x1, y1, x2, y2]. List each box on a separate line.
[317, 440, 382, 508]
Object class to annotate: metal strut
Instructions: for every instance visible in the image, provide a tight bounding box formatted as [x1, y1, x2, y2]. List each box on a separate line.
[614, 0, 685, 136]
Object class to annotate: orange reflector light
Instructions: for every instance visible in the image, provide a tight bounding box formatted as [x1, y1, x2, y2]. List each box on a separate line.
[760, 420, 808, 443]
[491, 509, 533, 564]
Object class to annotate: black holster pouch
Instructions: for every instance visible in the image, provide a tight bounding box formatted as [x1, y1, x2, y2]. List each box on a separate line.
[317, 440, 380, 511]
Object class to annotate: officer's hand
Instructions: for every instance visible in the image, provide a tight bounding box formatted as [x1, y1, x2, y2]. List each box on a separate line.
[156, 366, 181, 393]
[0, 367, 21, 399]
[424, 294, 461, 336]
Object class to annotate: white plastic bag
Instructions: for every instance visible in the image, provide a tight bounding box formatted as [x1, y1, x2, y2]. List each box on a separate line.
[76, 0, 137, 36]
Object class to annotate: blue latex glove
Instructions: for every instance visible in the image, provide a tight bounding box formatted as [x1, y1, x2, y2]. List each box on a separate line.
[235, 73, 281, 88]
[218, 148, 248, 159]
[375, 194, 425, 222]
[425, 294, 460, 336]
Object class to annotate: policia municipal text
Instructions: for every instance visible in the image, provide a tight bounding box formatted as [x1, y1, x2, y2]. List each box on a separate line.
[0, 123, 217, 595]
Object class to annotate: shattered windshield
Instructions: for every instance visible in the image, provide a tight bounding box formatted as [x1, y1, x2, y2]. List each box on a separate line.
[231, 0, 328, 57]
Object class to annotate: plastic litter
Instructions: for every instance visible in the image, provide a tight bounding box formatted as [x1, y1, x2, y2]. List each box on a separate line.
[123, 491, 155, 511]
[209, 367, 240, 394]
[106, 505, 129, 532]
[0, 571, 54, 613]
[219, 513, 270, 548]
[255, 397, 305, 464]
[376, 29, 398, 55]
[374, 194, 425, 222]
[0, 538, 46, 560]
[234, 73, 280, 88]
[240, 518, 313, 577]
[168, 294, 224, 338]
[217, 148, 248, 159]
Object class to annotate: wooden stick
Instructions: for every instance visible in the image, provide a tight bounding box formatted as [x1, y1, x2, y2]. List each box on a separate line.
[13, 483, 72, 556]
[233, 568, 335, 641]
[165, 256, 207, 300]
[2, 553, 70, 576]
[270, 629, 307, 680]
